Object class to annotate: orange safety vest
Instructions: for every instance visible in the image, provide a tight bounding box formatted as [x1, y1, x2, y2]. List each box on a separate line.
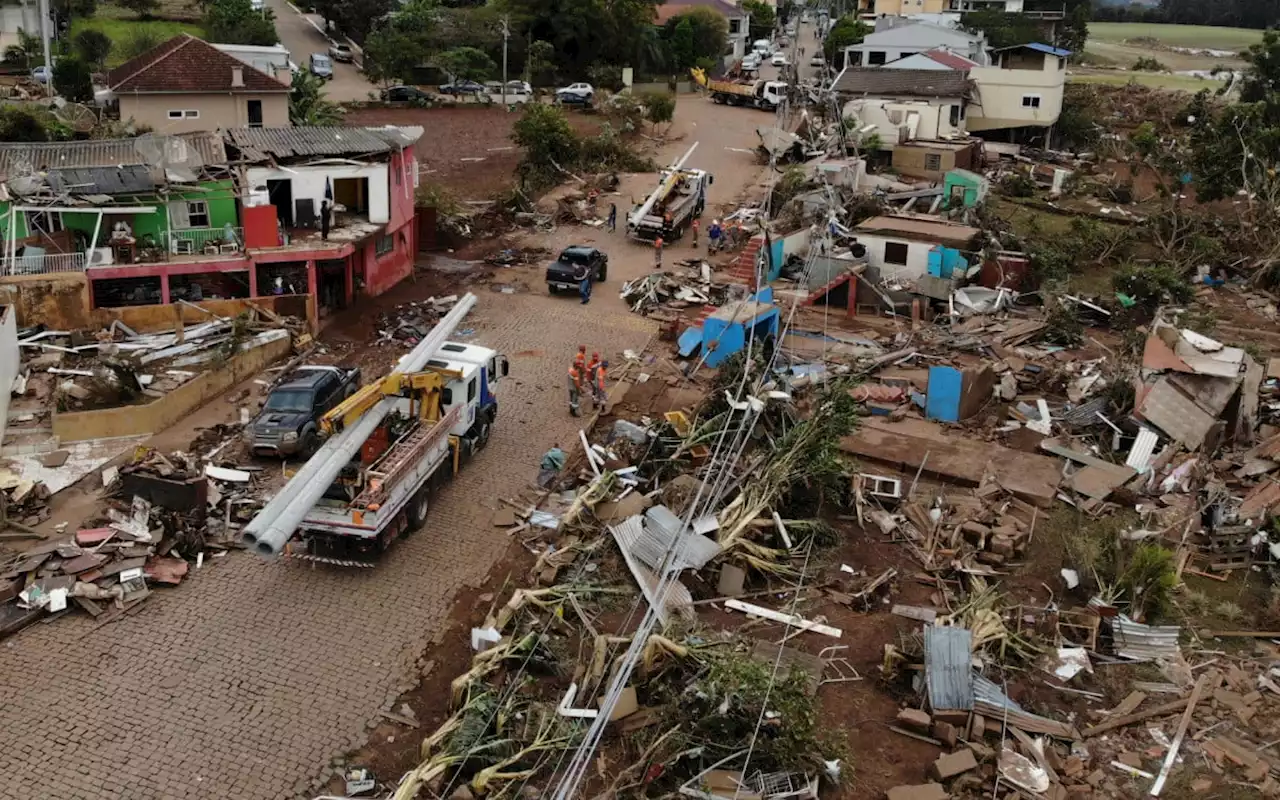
[568, 365, 583, 387]
[587, 356, 601, 378]
[595, 366, 606, 391]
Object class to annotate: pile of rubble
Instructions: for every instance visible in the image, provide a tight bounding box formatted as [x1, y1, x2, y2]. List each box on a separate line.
[21, 305, 302, 412]
[373, 295, 459, 345]
[0, 446, 266, 638]
[620, 260, 736, 316]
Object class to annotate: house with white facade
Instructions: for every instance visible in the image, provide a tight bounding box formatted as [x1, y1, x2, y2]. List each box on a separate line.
[883, 49, 980, 71]
[966, 43, 1069, 135]
[656, 0, 751, 64]
[841, 19, 988, 70]
[853, 215, 981, 282]
[864, 0, 1063, 21]
[833, 67, 971, 147]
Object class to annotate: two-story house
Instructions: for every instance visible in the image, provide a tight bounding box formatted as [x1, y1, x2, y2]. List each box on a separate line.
[103, 34, 291, 134]
[655, 0, 751, 65]
[841, 19, 988, 70]
[862, 0, 1063, 21]
[966, 43, 1070, 135]
[0, 127, 422, 316]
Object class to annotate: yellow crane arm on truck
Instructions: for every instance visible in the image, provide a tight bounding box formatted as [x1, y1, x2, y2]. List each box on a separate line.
[320, 367, 462, 436]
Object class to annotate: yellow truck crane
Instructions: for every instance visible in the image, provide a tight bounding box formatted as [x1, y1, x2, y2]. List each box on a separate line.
[242, 295, 509, 565]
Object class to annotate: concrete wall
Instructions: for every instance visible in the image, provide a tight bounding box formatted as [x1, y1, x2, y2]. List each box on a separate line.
[247, 162, 392, 225]
[855, 232, 937, 281]
[119, 92, 289, 134]
[53, 331, 292, 442]
[968, 53, 1065, 131]
[843, 98, 963, 146]
[0, 305, 16, 444]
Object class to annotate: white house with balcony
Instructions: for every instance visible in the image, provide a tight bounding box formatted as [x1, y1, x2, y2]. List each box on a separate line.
[966, 43, 1069, 134]
[842, 19, 989, 70]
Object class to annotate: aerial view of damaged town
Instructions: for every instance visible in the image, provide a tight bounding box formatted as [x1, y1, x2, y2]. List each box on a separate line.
[2, 0, 1280, 796]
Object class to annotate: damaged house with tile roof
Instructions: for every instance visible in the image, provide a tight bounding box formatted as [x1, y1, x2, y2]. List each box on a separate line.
[100, 33, 291, 134]
[0, 127, 423, 324]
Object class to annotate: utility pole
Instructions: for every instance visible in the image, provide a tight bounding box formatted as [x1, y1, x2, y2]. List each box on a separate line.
[500, 15, 510, 111]
[38, 0, 53, 97]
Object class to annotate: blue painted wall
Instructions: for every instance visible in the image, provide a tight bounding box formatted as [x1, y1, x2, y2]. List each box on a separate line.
[926, 365, 963, 422]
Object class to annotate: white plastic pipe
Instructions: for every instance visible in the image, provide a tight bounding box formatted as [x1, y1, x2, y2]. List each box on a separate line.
[627, 142, 699, 229]
[243, 293, 478, 558]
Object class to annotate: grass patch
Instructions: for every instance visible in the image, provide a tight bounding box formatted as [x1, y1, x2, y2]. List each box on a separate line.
[1068, 72, 1229, 92]
[69, 6, 204, 68]
[1087, 22, 1263, 51]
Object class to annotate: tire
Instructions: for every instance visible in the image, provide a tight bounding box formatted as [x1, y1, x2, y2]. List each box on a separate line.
[405, 484, 430, 531]
[596, 262, 607, 282]
[475, 422, 492, 450]
[299, 431, 319, 460]
[548, 283, 558, 295]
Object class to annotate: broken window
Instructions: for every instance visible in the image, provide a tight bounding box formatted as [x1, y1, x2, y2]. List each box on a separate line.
[884, 241, 909, 265]
[376, 234, 394, 256]
[25, 210, 63, 235]
[925, 153, 942, 171]
[949, 104, 960, 127]
[186, 201, 210, 228]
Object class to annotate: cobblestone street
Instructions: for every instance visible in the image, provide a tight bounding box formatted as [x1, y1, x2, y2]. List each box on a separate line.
[0, 292, 655, 800]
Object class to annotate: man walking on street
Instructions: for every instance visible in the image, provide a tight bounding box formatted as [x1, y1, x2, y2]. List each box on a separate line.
[654, 237, 664, 268]
[691, 218, 699, 247]
[708, 219, 723, 254]
[574, 260, 592, 304]
[567, 363, 584, 416]
[538, 443, 565, 487]
[607, 203, 617, 232]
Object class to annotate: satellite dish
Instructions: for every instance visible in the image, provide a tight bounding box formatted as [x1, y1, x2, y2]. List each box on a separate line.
[54, 102, 97, 134]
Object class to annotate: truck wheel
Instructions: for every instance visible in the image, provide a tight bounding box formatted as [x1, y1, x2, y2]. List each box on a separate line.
[406, 484, 431, 531]
[475, 422, 492, 450]
[300, 432, 319, 459]
[597, 263, 607, 282]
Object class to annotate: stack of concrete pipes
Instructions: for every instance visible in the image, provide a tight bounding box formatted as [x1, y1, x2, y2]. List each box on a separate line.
[242, 293, 478, 558]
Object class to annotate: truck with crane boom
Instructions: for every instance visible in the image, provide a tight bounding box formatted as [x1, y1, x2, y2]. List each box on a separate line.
[626, 143, 713, 243]
[690, 68, 787, 111]
[241, 294, 509, 564]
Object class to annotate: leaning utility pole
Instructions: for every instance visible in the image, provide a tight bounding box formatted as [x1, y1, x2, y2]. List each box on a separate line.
[500, 15, 510, 111]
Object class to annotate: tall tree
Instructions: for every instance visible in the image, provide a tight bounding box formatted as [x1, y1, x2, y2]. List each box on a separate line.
[497, 0, 658, 78]
[53, 56, 93, 102]
[662, 8, 727, 70]
[741, 0, 775, 41]
[436, 46, 496, 80]
[363, 2, 435, 85]
[205, 0, 279, 45]
[823, 16, 869, 63]
[290, 70, 343, 124]
[72, 28, 111, 71]
[314, 0, 397, 44]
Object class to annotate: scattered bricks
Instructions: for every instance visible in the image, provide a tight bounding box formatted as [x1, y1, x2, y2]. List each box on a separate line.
[968, 713, 986, 741]
[932, 710, 969, 727]
[961, 521, 990, 545]
[988, 535, 1015, 556]
[1066, 787, 1094, 800]
[976, 551, 1006, 565]
[1243, 690, 1263, 706]
[930, 721, 958, 748]
[1046, 785, 1068, 800]
[930, 750, 979, 781]
[966, 741, 995, 762]
[1191, 779, 1213, 792]
[1117, 752, 1143, 769]
[1063, 756, 1084, 778]
[896, 708, 932, 733]
[1249, 761, 1271, 783]
[1214, 688, 1247, 711]
[886, 783, 948, 800]
[1085, 769, 1106, 787]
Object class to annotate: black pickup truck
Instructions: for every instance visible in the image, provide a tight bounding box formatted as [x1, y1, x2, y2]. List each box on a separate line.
[247, 365, 361, 459]
[545, 246, 608, 294]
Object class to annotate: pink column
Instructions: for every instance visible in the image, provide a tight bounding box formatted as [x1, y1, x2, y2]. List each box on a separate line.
[160, 272, 171, 305]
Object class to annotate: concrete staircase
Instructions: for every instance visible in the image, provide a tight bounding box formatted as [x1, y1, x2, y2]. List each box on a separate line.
[723, 235, 765, 290]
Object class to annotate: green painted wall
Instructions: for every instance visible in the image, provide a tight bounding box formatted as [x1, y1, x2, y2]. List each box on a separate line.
[0, 179, 240, 248]
[943, 170, 986, 210]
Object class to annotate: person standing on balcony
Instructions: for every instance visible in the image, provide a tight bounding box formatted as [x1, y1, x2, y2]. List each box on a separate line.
[320, 200, 331, 241]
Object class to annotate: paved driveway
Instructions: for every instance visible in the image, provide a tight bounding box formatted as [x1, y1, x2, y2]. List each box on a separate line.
[268, 0, 376, 102]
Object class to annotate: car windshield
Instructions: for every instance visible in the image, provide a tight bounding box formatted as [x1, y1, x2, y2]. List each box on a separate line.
[264, 389, 314, 413]
[559, 250, 591, 265]
[313, 55, 330, 66]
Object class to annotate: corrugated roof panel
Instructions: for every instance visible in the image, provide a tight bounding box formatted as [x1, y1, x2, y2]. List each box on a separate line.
[973, 674, 1078, 739]
[46, 165, 157, 195]
[224, 126, 424, 159]
[1113, 615, 1180, 661]
[625, 504, 721, 572]
[1125, 427, 1160, 472]
[610, 515, 694, 625]
[0, 133, 225, 182]
[924, 625, 973, 711]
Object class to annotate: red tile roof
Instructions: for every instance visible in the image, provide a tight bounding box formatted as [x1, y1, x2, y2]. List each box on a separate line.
[107, 34, 288, 94]
[924, 49, 978, 70]
[656, 0, 744, 24]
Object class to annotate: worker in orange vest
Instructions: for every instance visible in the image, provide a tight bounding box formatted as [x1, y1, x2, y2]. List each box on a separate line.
[691, 218, 700, 247]
[654, 237, 664, 268]
[567, 363, 584, 417]
[592, 360, 609, 409]
[586, 351, 601, 387]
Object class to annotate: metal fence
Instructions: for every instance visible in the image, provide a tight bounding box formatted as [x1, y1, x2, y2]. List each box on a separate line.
[168, 227, 245, 256]
[4, 250, 87, 276]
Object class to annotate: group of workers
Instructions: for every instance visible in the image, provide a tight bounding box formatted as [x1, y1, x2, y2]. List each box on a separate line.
[566, 345, 609, 417]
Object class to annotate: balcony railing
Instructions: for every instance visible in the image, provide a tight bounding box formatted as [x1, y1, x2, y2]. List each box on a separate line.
[5, 250, 86, 276]
[168, 227, 245, 257]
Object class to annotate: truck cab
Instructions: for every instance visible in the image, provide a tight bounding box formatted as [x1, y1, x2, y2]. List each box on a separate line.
[760, 81, 787, 108]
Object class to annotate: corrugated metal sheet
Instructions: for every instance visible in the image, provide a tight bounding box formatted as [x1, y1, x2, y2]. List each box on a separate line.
[1058, 396, 1109, 429]
[0, 133, 225, 181]
[1113, 614, 1180, 661]
[635, 504, 721, 571]
[924, 625, 973, 711]
[224, 126, 424, 159]
[610, 515, 693, 625]
[46, 165, 156, 195]
[1125, 427, 1160, 472]
[973, 674, 1078, 739]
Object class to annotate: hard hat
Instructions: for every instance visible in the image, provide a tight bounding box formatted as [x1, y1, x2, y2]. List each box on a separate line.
[602, 360, 610, 368]
[578, 344, 587, 352]
[592, 352, 599, 358]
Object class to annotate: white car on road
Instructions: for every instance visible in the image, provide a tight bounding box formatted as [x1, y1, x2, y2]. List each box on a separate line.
[771, 53, 788, 67]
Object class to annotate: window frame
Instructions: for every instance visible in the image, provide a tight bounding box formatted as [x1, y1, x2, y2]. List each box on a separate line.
[376, 234, 394, 256]
[924, 153, 942, 171]
[167, 109, 199, 120]
[1021, 94, 1042, 109]
[24, 210, 64, 234]
[883, 241, 910, 266]
[186, 200, 211, 228]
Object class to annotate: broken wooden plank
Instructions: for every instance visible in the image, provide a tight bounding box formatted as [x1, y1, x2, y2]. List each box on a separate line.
[724, 599, 842, 638]
[1083, 699, 1191, 738]
[1150, 672, 1211, 796]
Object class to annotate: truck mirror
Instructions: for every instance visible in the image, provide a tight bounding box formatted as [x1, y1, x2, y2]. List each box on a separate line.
[708, 175, 714, 185]
[501, 357, 510, 377]
[442, 387, 453, 406]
